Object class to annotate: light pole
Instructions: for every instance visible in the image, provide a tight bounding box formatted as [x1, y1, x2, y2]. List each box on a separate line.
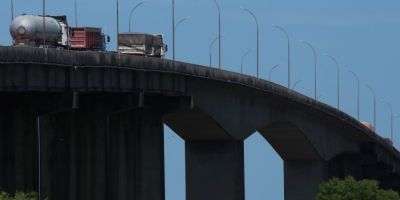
[129, 1, 146, 32]
[325, 54, 340, 109]
[381, 99, 394, 143]
[11, 0, 14, 21]
[241, 49, 252, 74]
[241, 7, 259, 78]
[292, 80, 303, 90]
[213, 0, 221, 69]
[172, 0, 175, 61]
[365, 85, 376, 128]
[209, 36, 219, 67]
[347, 70, 360, 120]
[74, 0, 78, 26]
[268, 64, 280, 81]
[116, 0, 119, 50]
[273, 25, 291, 88]
[300, 40, 317, 101]
[42, 0, 46, 47]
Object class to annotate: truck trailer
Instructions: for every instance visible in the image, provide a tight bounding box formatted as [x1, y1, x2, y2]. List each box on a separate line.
[118, 32, 167, 58]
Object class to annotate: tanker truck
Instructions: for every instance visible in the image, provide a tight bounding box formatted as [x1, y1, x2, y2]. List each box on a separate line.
[10, 14, 109, 50]
[10, 15, 69, 48]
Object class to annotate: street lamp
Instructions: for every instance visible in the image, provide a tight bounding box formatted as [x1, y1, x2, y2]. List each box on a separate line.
[268, 64, 280, 81]
[347, 69, 360, 120]
[213, 0, 221, 69]
[292, 80, 303, 90]
[11, 0, 14, 21]
[129, 1, 146, 32]
[241, 49, 252, 74]
[175, 18, 188, 31]
[174, 17, 188, 60]
[209, 35, 221, 67]
[365, 85, 376, 128]
[381, 99, 394, 143]
[116, 0, 119, 50]
[172, 0, 175, 61]
[241, 7, 259, 78]
[42, 0, 46, 47]
[300, 40, 317, 101]
[273, 25, 291, 88]
[325, 54, 340, 109]
[74, 0, 78, 26]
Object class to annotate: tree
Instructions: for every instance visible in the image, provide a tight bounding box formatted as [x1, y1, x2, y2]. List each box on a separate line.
[13, 192, 37, 200]
[0, 191, 37, 200]
[317, 176, 400, 200]
[0, 191, 12, 200]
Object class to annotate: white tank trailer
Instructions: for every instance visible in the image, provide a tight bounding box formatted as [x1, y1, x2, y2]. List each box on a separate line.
[10, 15, 69, 47]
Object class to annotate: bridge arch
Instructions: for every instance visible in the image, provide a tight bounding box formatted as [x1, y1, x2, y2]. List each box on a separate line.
[259, 121, 321, 161]
[164, 106, 232, 141]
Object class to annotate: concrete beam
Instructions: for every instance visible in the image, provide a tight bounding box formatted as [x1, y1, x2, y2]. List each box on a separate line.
[186, 141, 244, 200]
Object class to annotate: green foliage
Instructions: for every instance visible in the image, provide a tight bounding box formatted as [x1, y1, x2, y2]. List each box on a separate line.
[0, 191, 12, 200]
[378, 189, 400, 200]
[317, 176, 400, 200]
[0, 191, 38, 200]
[13, 192, 37, 200]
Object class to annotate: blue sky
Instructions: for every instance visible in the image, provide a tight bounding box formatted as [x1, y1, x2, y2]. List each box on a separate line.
[2, 0, 400, 199]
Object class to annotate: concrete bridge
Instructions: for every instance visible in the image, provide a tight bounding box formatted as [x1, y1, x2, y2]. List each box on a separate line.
[0, 46, 399, 200]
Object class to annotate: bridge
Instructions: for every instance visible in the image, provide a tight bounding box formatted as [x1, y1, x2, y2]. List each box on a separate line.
[0, 46, 399, 200]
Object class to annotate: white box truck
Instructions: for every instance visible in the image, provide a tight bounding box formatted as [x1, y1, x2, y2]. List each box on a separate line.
[118, 32, 167, 58]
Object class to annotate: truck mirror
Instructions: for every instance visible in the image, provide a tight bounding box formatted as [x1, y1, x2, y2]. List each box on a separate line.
[107, 36, 111, 43]
[164, 44, 168, 52]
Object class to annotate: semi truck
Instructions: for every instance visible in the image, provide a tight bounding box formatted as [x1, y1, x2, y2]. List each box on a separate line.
[118, 32, 167, 58]
[10, 14, 109, 50]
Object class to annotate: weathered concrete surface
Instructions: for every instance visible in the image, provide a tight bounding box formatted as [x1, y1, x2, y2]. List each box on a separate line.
[1, 47, 400, 200]
[284, 161, 327, 200]
[0, 93, 74, 194]
[186, 141, 244, 200]
[107, 107, 165, 200]
[0, 93, 166, 200]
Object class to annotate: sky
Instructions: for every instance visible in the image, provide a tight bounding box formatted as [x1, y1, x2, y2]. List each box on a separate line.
[1, 0, 400, 199]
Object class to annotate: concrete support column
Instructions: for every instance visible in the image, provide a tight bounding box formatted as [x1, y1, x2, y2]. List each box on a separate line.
[107, 107, 165, 200]
[186, 140, 244, 200]
[0, 95, 38, 194]
[41, 111, 75, 200]
[0, 93, 72, 197]
[41, 99, 109, 200]
[40, 96, 165, 200]
[284, 161, 327, 200]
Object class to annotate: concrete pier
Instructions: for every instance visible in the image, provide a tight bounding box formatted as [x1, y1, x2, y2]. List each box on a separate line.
[107, 107, 164, 200]
[284, 161, 327, 200]
[186, 141, 244, 200]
